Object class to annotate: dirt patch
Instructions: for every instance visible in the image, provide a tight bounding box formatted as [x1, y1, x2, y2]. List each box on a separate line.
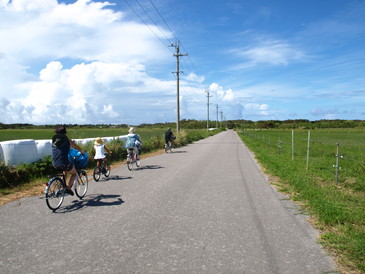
[0, 149, 166, 207]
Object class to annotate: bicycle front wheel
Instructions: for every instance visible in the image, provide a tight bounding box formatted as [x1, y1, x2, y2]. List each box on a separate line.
[93, 166, 101, 181]
[75, 171, 88, 198]
[104, 164, 111, 177]
[45, 177, 65, 211]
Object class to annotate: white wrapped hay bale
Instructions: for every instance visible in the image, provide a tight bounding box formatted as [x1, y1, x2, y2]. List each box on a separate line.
[103, 136, 115, 143]
[73, 138, 94, 146]
[0, 144, 4, 163]
[1, 139, 39, 166]
[35, 140, 52, 160]
[118, 135, 128, 141]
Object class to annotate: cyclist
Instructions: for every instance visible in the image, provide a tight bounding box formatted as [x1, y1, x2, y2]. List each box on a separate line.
[125, 127, 142, 159]
[51, 126, 84, 196]
[94, 137, 111, 172]
[165, 128, 175, 149]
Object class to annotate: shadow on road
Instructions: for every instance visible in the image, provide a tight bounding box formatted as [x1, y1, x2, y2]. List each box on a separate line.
[54, 194, 124, 213]
[134, 165, 164, 171]
[96, 175, 133, 181]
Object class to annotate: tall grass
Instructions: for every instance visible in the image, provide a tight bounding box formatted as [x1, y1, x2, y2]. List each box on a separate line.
[238, 129, 365, 273]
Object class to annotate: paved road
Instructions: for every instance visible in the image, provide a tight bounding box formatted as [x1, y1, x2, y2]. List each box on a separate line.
[0, 130, 337, 273]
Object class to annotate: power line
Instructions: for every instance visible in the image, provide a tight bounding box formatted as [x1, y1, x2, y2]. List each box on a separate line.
[135, 0, 171, 43]
[122, 0, 171, 50]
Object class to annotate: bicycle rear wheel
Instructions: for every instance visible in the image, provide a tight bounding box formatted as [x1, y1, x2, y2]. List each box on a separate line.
[104, 164, 111, 177]
[45, 177, 65, 211]
[127, 154, 133, 170]
[75, 171, 88, 198]
[136, 159, 140, 167]
[93, 166, 101, 181]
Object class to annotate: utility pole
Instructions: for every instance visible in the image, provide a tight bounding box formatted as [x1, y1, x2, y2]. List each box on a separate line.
[216, 104, 219, 129]
[205, 90, 212, 131]
[170, 41, 188, 133]
[220, 110, 223, 128]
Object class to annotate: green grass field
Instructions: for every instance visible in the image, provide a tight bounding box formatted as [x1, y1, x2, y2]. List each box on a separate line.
[0, 127, 172, 142]
[239, 128, 365, 273]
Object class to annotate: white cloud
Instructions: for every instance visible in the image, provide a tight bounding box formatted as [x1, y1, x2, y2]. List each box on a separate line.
[0, 0, 177, 124]
[184, 72, 205, 83]
[209, 82, 235, 102]
[230, 37, 308, 69]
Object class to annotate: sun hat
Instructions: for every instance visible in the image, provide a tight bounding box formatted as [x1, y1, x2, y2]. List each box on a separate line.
[94, 137, 104, 145]
[129, 127, 135, 133]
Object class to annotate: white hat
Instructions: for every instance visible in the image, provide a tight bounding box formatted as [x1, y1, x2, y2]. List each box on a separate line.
[129, 127, 135, 133]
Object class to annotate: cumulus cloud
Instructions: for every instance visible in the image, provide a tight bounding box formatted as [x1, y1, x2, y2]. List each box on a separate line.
[5, 60, 175, 124]
[0, 0, 176, 124]
[209, 82, 235, 102]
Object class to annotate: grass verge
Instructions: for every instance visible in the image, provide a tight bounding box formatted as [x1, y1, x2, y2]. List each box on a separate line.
[238, 131, 365, 274]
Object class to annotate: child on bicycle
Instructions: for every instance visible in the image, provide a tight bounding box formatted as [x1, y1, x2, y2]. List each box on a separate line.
[125, 127, 142, 159]
[94, 137, 111, 171]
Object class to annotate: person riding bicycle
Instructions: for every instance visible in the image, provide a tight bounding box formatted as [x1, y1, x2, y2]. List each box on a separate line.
[51, 126, 84, 196]
[165, 128, 175, 148]
[125, 127, 142, 159]
[94, 137, 111, 172]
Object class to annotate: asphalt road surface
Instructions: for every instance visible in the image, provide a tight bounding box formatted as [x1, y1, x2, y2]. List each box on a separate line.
[0, 130, 337, 273]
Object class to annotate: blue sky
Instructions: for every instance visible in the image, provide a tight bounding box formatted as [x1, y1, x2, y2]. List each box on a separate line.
[0, 0, 364, 125]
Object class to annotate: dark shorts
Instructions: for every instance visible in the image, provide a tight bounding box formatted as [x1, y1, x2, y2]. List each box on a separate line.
[54, 163, 73, 172]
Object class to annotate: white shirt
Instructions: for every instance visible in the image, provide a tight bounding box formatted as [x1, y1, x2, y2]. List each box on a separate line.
[94, 144, 106, 159]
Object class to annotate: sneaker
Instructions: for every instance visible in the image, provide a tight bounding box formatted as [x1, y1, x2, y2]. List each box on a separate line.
[65, 188, 74, 196]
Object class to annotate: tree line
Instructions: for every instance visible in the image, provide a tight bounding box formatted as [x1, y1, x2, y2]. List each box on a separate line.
[1, 119, 364, 130]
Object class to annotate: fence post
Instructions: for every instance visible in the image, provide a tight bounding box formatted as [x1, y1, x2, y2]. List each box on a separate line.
[278, 137, 281, 154]
[306, 130, 310, 170]
[292, 129, 294, 160]
[334, 143, 343, 185]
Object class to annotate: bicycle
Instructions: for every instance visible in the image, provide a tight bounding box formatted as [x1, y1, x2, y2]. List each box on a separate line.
[126, 147, 140, 171]
[93, 155, 111, 182]
[45, 168, 88, 211]
[165, 140, 174, 153]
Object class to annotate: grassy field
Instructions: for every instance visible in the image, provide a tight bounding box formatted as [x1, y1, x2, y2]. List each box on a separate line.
[0, 127, 171, 142]
[239, 128, 365, 273]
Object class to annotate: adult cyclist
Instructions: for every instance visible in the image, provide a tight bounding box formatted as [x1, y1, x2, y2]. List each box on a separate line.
[165, 128, 175, 149]
[125, 127, 142, 159]
[51, 126, 84, 196]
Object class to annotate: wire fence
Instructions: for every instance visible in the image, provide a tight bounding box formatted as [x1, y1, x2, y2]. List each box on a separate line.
[241, 129, 365, 186]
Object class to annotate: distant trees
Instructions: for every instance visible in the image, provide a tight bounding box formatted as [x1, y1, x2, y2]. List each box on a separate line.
[0, 119, 364, 130]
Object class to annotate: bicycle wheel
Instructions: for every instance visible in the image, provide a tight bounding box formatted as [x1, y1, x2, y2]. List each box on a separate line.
[136, 158, 140, 167]
[75, 170, 88, 198]
[104, 164, 111, 177]
[127, 155, 133, 171]
[45, 177, 65, 211]
[93, 166, 101, 181]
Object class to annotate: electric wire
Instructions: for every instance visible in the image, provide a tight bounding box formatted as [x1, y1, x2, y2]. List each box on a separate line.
[122, 0, 172, 52]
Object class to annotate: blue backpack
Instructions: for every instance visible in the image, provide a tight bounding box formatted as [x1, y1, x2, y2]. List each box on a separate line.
[68, 148, 89, 169]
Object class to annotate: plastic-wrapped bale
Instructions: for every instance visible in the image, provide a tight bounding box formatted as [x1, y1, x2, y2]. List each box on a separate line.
[35, 140, 52, 160]
[1, 139, 38, 166]
[103, 137, 115, 143]
[0, 143, 4, 163]
[118, 135, 128, 141]
[79, 138, 94, 146]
